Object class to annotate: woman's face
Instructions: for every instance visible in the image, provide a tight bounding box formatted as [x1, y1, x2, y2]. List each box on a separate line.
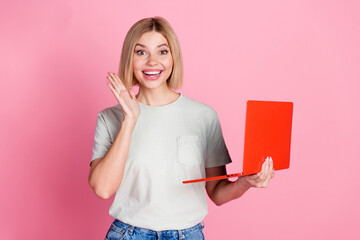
[133, 31, 173, 90]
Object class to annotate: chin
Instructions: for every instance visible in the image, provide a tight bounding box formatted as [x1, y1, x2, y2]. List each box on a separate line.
[149, 82, 168, 89]
[139, 78, 170, 89]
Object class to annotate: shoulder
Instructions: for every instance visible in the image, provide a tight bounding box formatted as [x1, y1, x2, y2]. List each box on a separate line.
[97, 104, 124, 124]
[181, 94, 218, 118]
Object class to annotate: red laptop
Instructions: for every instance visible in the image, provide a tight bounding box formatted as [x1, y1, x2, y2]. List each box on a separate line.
[183, 100, 294, 184]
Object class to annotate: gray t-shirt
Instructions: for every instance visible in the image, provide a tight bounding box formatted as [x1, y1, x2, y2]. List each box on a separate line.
[91, 93, 232, 230]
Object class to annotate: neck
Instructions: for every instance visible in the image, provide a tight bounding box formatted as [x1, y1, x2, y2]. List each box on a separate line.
[136, 86, 180, 107]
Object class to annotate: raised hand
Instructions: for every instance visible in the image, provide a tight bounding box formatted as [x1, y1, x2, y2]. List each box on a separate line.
[106, 72, 140, 123]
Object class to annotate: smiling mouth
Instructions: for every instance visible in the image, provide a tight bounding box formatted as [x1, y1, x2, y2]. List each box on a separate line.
[142, 70, 163, 76]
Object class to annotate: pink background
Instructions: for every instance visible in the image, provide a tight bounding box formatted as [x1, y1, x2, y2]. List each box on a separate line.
[1, 0, 359, 239]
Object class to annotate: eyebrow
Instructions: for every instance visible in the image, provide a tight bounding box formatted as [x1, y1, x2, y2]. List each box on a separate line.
[135, 43, 169, 48]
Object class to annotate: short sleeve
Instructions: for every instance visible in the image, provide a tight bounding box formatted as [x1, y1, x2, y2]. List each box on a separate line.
[90, 112, 112, 166]
[205, 110, 232, 168]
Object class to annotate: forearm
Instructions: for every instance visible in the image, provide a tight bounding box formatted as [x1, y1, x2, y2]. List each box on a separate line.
[210, 177, 251, 206]
[89, 120, 135, 199]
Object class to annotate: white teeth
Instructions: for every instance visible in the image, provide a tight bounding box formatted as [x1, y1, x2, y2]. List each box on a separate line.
[143, 71, 161, 75]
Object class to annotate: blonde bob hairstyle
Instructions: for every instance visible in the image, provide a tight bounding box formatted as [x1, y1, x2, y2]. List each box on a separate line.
[118, 16, 183, 90]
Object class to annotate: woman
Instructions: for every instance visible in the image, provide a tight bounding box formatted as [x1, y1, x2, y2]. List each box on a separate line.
[88, 16, 274, 240]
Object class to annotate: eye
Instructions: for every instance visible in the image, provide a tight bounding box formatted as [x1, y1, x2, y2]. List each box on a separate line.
[135, 50, 146, 55]
[160, 50, 168, 55]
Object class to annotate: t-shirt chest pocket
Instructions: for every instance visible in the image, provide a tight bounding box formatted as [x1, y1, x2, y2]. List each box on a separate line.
[177, 134, 204, 166]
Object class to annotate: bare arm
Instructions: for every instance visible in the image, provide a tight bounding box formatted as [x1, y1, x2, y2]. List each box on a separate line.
[205, 166, 251, 206]
[88, 119, 136, 199]
[88, 72, 140, 199]
[206, 157, 274, 206]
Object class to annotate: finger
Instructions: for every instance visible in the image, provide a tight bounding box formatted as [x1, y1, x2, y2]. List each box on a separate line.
[109, 89, 130, 114]
[262, 159, 273, 187]
[260, 157, 268, 180]
[113, 73, 133, 101]
[107, 82, 120, 99]
[263, 175, 272, 187]
[268, 156, 274, 179]
[107, 75, 121, 93]
[263, 171, 272, 187]
[259, 157, 270, 185]
[269, 156, 274, 176]
[111, 72, 126, 90]
[107, 83, 125, 105]
[107, 72, 123, 93]
[260, 157, 267, 174]
[264, 157, 270, 175]
[265, 156, 272, 177]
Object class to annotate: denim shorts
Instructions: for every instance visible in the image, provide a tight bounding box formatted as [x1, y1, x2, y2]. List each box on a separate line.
[105, 219, 205, 240]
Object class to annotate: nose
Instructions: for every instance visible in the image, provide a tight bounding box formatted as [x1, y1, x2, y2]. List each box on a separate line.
[146, 53, 158, 66]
